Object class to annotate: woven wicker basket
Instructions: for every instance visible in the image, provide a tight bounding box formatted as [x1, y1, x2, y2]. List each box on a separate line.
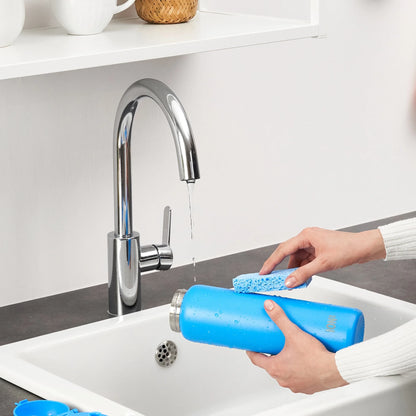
[135, 0, 198, 24]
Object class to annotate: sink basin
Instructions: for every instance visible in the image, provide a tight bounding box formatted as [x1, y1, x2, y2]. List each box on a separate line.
[1, 276, 416, 416]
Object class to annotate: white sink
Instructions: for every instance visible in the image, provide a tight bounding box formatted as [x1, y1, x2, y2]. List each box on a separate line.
[1, 277, 416, 416]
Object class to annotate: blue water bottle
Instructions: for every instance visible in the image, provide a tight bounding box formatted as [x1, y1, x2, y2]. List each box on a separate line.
[169, 285, 364, 354]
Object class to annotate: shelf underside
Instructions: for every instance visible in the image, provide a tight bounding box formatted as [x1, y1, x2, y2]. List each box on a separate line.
[0, 11, 319, 80]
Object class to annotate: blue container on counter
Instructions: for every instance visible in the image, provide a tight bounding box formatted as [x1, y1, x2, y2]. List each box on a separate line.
[169, 285, 364, 354]
[13, 399, 106, 416]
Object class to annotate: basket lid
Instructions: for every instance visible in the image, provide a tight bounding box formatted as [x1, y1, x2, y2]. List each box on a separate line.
[14, 399, 107, 416]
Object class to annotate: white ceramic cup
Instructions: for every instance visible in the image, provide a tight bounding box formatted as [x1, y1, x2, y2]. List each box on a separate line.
[0, 0, 25, 47]
[51, 0, 135, 35]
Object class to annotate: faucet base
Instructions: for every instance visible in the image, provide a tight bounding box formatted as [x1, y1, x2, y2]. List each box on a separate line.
[107, 231, 141, 316]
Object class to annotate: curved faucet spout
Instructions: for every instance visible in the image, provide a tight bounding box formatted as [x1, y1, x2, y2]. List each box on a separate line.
[113, 78, 200, 238]
[108, 78, 200, 316]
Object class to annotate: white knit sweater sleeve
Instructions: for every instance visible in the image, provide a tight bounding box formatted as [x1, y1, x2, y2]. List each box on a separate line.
[378, 217, 416, 261]
[335, 318, 416, 383]
[334, 217, 416, 383]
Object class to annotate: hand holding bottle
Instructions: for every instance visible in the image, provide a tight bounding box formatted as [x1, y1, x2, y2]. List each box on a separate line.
[247, 300, 348, 394]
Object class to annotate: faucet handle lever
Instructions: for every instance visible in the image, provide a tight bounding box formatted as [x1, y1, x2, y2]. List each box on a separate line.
[157, 206, 173, 270]
[162, 206, 172, 246]
[140, 206, 173, 272]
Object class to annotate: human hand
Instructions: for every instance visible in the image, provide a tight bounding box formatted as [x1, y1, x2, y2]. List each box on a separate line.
[246, 299, 348, 394]
[260, 227, 386, 288]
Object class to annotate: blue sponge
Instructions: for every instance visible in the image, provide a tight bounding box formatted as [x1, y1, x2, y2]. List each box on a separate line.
[233, 268, 312, 293]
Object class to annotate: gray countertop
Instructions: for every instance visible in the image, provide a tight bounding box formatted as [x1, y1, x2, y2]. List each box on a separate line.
[1, 212, 415, 414]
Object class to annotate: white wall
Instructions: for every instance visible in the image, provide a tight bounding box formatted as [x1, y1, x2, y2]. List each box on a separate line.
[1, 0, 416, 306]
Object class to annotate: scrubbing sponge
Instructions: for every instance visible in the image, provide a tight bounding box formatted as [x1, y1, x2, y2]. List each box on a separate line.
[233, 268, 312, 293]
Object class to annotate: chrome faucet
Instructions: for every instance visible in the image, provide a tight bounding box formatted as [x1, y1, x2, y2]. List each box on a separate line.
[107, 79, 200, 316]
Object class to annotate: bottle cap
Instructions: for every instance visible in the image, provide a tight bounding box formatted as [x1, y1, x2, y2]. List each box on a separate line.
[169, 289, 187, 332]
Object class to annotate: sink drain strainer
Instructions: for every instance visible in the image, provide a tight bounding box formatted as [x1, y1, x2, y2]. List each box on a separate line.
[155, 340, 177, 367]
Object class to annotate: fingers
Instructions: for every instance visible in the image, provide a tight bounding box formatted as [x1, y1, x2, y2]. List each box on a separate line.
[264, 300, 297, 336]
[259, 244, 291, 275]
[260, 235, 308, 275]
[246, 351, 271, 370]
[247, 301, 298, 371]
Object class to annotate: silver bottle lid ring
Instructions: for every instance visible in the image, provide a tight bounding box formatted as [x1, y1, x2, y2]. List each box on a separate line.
[169, 289, 187, 332]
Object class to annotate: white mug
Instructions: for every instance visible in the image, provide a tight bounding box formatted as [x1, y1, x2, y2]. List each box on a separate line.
[51, 0, 135, 36]
[0, 0, 25, 47]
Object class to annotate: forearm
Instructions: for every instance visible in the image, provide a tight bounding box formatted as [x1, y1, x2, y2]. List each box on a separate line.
[354, 229, 386, 263]
[335, 318, 416, 383]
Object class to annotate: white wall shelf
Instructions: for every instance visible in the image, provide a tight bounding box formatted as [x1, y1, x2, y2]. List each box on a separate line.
[0, 10, 319, 80]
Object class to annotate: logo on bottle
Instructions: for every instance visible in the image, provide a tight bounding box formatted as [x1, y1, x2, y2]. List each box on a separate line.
[326, 315, 337, 332]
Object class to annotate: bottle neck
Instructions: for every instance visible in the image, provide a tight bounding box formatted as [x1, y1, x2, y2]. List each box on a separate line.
[169, 289, 187, 332]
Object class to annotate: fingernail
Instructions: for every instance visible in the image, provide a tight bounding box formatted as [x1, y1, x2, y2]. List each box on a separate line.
[265, 300, 274, 311]
[285, 277, 296, 288]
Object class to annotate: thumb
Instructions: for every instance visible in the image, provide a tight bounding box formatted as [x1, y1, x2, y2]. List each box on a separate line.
[264, 300, 297, 336]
